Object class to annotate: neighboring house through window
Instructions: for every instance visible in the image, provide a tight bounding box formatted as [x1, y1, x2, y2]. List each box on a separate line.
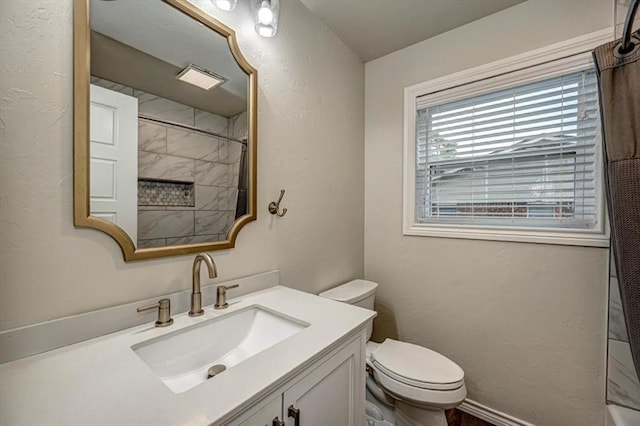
[403, 31, 611, 247]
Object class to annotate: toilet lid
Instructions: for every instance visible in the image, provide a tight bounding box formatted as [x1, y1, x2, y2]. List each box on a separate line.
[371, 339, 464, 390]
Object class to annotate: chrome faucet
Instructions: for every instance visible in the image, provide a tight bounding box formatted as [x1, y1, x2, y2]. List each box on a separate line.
[189, 253, 217, 317]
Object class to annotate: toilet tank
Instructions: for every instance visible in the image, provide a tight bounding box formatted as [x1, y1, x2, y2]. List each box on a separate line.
[319, 279, 378, 340]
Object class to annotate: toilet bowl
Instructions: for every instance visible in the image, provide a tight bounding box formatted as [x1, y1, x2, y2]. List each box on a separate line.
[367, 340, 466, 426]
[319, 280, 467, 426]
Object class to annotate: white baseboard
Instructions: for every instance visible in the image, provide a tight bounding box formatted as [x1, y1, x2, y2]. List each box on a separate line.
[459, 399, 536, 426]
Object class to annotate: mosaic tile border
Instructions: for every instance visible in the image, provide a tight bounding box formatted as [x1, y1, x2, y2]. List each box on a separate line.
[138, 179, 194, 207]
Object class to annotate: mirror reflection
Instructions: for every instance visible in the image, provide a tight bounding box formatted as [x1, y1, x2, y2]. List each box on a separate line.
[89, 0, 249, 249]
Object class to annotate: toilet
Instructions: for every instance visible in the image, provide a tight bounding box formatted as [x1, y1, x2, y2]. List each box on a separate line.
[319, 280, 467, 426]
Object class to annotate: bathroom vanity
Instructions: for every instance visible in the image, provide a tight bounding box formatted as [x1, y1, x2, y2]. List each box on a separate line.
[233, 337, 363, 426]
[0, 286, 375, 425]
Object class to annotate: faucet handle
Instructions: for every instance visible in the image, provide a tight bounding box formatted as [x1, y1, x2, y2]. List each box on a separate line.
[214, 284, 239, 310]
[137, 298, 174, 327]
[223, 284, 240, 291]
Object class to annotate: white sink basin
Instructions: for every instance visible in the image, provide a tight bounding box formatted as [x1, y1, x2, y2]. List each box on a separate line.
[132, 305, 308, 393]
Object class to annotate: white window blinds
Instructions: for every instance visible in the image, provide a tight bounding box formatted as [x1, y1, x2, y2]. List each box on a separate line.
[415, 68, 601, 229]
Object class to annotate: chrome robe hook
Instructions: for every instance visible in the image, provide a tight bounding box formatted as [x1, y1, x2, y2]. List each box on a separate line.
[268, 189, 288, 217]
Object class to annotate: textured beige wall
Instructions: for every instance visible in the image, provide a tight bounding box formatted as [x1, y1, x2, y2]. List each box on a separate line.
[364, 1, 611, 425]
[0, 0, 364, 330]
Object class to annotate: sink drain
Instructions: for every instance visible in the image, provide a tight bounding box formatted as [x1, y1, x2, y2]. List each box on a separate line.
[207, 364, 226, 379]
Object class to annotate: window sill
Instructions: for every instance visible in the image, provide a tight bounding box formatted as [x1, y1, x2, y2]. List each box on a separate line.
[404, 223, 609, 247]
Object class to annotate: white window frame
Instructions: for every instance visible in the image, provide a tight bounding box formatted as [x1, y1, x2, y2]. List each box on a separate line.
[403, 29, 613, 247]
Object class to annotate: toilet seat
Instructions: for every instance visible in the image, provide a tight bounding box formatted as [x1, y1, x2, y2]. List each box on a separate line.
[371, 367, 467, 409]
[370, 339, 465, 391]
[367, 339, 467, 409]
[373, 361, 464, 391]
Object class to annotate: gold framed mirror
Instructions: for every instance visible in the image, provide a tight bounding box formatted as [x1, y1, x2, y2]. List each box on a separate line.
[73, 0, 257, 261]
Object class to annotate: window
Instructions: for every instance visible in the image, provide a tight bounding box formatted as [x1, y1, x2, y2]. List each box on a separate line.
[403, 32, 610, 247]
[417, 69, 599, 227]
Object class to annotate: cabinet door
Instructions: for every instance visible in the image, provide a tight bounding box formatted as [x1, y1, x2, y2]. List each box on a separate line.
[282, 338, 362, 426]
[236, 393, 282, 426]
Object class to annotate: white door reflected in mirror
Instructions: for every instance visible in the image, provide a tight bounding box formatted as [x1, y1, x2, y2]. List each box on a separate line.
[89, 84, 138, 246]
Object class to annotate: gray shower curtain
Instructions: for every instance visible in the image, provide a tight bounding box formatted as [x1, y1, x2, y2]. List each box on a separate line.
[234, 143, 248, 219]
[593, 30, 640, 378]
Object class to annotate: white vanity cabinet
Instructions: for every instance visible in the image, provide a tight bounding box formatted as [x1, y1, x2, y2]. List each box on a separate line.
[0, 286, 376, 426]
[237, 394, 282, 426]
[231, 335, 364, 426]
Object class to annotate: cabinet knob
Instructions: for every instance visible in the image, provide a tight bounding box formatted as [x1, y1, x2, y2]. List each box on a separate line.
[288, 405, 300, 426]
[272, 417, 285, 426]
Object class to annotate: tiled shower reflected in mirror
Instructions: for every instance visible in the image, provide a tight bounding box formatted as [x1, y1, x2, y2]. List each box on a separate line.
[91, 76, 246, 249]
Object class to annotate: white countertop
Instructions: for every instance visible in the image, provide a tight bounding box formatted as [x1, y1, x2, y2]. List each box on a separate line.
[0, 286, 375, 426]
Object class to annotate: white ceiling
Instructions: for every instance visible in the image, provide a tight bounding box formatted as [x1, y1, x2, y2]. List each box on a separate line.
[300, 0, 526, 62]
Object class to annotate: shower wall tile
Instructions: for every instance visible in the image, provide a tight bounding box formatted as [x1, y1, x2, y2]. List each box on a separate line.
[610, 277, 629, 342]
[195, 211, 229, 235]
[195, 161, 228, 186]
[138, 121, 167, 154]
[90, 76, 134, 96]
[227, 142, 243, 165]
[138, 151, 194, 182]
[167, 129, 219, 162]
[195, 109, 229, 135]
[217, 186, 231, 210]
[226, 211, 236, 228]
[608, 339, 640, 410]
[217, 187, 230, 211]
[166, 234, 220, 245]
[138, 205, 166, 211]
[217, 187, 238, 211]
[229, 189, 239, 212]
[165, 205, 196, 211]
[230, 111, 248, 140]
[195, 185, 219, 211]
[135, 90, 194, 126]
[230, 162, 240, 188]
[218, 139, 229, 164]
[137, 238, 167, 249]
[138, 210, 194, 240]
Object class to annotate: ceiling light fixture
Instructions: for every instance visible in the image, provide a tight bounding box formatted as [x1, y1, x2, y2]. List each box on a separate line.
[257, 1, 274, 24]
[176, 64, 226, 91]
[212, 0, 237, 12]
[252, 0, 279, 38]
